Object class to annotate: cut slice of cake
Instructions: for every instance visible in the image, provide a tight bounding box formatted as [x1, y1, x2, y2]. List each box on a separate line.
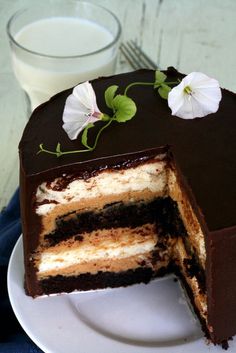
[19, 68, 236, 348]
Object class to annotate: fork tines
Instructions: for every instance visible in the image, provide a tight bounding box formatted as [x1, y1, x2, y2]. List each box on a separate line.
[120, 40, 157, 70]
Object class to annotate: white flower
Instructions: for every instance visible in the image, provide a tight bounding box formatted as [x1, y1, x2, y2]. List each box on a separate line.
[168, 72, 222, 119]
[62, 81, 102, 140]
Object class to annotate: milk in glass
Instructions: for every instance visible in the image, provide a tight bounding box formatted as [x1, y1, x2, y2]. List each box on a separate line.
[12, 18, 116, 110]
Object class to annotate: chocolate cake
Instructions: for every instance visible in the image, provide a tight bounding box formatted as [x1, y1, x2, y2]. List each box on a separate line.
[19, 68, 236, 348]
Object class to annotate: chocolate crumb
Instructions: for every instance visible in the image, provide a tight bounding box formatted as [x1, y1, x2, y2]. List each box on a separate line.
[75, 235, 83, 241]
[221, 340, 229, 350]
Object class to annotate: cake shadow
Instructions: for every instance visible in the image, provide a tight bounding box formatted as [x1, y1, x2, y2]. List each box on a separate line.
[67, 276, 203, 348]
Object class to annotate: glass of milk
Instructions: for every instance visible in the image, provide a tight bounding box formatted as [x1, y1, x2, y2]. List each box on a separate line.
[6, 1, 121, 112]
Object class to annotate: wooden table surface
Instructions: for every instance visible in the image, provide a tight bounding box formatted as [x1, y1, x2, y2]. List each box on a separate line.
[0, 0, 236, 210]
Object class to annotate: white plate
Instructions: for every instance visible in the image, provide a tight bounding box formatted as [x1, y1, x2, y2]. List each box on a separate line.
[7, 235, 235, 353]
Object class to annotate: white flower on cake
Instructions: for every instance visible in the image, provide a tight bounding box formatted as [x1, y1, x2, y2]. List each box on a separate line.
[62, 81, 103, 140]
[168, 72, 222, 119]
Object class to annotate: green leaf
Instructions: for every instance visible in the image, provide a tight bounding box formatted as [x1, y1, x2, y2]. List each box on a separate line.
[154, 70, 167, 89]
[81, 123, 94, 149]
[158, 84, 171, 100]
[105, 85, 119, 109]
[112, 95, 137, 122]
[154, 70, 167, 86]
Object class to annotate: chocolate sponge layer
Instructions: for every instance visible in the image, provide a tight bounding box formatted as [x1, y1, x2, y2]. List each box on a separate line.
[44, 197, 187, 246]
[40, 266, 172, 295]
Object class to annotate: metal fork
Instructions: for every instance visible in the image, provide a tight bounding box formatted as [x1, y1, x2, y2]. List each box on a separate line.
[120, 40, 157, 70]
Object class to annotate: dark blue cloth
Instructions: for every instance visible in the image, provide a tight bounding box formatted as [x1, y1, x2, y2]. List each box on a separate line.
[0, 189, 43, 353]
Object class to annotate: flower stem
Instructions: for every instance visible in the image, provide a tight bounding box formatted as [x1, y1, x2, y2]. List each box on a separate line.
[37, 143, 91, 157]
[124, 80, 179, 96]
[38, 119, 114, 157]
[124, 82, 155, 96]
[57, 148, 92, 156]
[90, 118, 114, 150]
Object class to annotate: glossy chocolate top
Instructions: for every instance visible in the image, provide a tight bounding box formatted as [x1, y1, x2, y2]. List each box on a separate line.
[19, 68, 236, 231]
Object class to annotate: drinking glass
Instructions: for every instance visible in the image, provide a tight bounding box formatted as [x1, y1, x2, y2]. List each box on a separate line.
[6, 1, 122, 112]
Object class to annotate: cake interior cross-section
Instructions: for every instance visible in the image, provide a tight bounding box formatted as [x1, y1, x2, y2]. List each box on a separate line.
[34, 152, 207, 318]
[19, 68, 236, 349]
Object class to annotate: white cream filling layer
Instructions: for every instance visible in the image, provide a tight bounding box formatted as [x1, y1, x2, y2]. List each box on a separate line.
[36, 158, 167, 216]
[38, 238, 156, 274]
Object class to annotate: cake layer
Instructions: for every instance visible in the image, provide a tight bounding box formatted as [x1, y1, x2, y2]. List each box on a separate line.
[174, 237, 207, 322]
[39, 267, 160, 295]
[40, 189, 164, 238]
[36, 157, 167, 216]
[169, 168, 206, 268]
[38, 253, 170, 279]
[36, 224, 176, 278]
[37, 225, 158, 277]
[42, 197, 186, 246]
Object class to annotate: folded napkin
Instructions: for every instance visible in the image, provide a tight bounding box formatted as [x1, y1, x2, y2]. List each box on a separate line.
[0, 189, 43, 353]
